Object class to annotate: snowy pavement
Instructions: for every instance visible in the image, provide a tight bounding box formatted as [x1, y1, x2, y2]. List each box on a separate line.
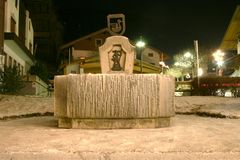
[175, 96, 240, 118]
[0, 95, 240, 159]
[0, 115, 240, 159]
[0, 95, 239, 119]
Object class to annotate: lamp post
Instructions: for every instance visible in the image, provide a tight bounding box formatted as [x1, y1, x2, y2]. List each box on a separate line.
[136, 39, 145, 73]
[194, 40, 200, 87]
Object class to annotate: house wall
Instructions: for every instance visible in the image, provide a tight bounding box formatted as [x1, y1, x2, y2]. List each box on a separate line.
[72, 49, 97, 60]
[4, 0, 20, 35]
[73, 32, 110, 51]
[25, 10, 34, 54]
[4, 43, 25, 73]
[65, 63, 80, 74]
[3, 0, 34, 75]
[0, 0, 5, 57]
[142, 48, 160, 67]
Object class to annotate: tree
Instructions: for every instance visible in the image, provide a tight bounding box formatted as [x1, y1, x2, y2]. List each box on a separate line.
[167, 51, 195, 81]
[0, 66, 24, 94]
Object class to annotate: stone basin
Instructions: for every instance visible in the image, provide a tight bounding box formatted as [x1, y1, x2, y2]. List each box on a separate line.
[54, 74, 175, 129]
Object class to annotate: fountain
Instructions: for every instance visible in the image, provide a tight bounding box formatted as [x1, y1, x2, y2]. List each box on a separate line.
[54, 35, 175, 129]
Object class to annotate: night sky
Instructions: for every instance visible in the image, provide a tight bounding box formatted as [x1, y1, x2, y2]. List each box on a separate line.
[54, 0, 240, 58]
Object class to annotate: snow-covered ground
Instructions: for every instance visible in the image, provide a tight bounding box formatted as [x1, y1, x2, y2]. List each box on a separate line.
[175, 96, 240, 118]
[0, 95, 240, 159]
[0, 94, 239, 119]
[0, 94, 53, 119]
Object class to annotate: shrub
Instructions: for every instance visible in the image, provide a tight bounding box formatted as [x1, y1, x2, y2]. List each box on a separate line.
[0, 66, 24, 94]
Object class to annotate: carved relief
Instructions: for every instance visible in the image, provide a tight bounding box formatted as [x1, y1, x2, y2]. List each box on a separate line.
[108, 45, 126, 71]
[99, 36, 135, 74]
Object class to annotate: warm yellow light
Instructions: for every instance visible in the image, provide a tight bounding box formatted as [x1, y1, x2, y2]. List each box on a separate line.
[213, 50, 225, 67]
[198, 68, 203, 76]
[136, 40, 145, 48]
[184, 52, 192, 58]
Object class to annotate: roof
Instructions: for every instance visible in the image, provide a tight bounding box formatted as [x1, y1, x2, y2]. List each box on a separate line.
[220, 5, 240, 50]
[59, 28, 169, 59]
[59, 28, 110, 50]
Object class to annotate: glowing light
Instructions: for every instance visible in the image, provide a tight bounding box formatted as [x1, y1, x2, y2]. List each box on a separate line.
[213, 50, 225, 67]
[198, 68, 203, 76]
[184, 52, 192, 58]
[136, 40, 145, 48]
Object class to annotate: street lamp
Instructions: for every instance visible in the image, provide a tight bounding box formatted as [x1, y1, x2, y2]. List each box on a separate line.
[136, 39, 146, 73]
[213, 50, 224, 67]
[212, 50, 225, 76]
[184, 52, 192, 59]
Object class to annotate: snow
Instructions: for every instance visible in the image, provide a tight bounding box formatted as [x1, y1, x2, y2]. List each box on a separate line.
[0, 95, 240, 159]
[0, 94, 239, 119]
[0, 94, 53, 119]
[230, 69, 240, 77]
[175, 96, 240, 118]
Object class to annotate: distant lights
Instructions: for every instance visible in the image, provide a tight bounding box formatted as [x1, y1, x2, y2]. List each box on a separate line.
[213, 50, 225, 67]
[184, 52, 192, 58]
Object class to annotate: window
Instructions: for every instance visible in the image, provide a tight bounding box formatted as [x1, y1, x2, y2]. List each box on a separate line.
[8, 56, 12, 67]
[18, 63, 20, 72]
[10, 17, 16, 33]
[95, 39, 103, 47]
[13, 60, 17, 67]
[150, 63, 155, 65]
[148, 53, 154, 57]
[29, 20, 31, 30]
[21, 66, 24, 75]
[71, 70, 76, 74]
[15, 0, 18, 8]
[29, 42, 32, 53]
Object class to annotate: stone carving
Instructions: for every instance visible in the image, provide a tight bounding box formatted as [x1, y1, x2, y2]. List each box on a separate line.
[99, 36, 135, 74]
[111, 45, 123, 71]
[107, 14, 126, 35]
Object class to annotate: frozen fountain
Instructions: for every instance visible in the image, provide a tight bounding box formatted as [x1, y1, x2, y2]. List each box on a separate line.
[54, 36, 175, 129]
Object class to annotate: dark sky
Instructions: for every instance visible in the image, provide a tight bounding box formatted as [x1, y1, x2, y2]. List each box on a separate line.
[54, 0, 240, 57]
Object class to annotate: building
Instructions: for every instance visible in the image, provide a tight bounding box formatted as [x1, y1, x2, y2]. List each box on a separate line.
[58, 28, 169, 74]
[2, 0, 34, 75]
[0, 0, 48, 96]
[24, 0, 63, 79]
[220, 5, 240, 72]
